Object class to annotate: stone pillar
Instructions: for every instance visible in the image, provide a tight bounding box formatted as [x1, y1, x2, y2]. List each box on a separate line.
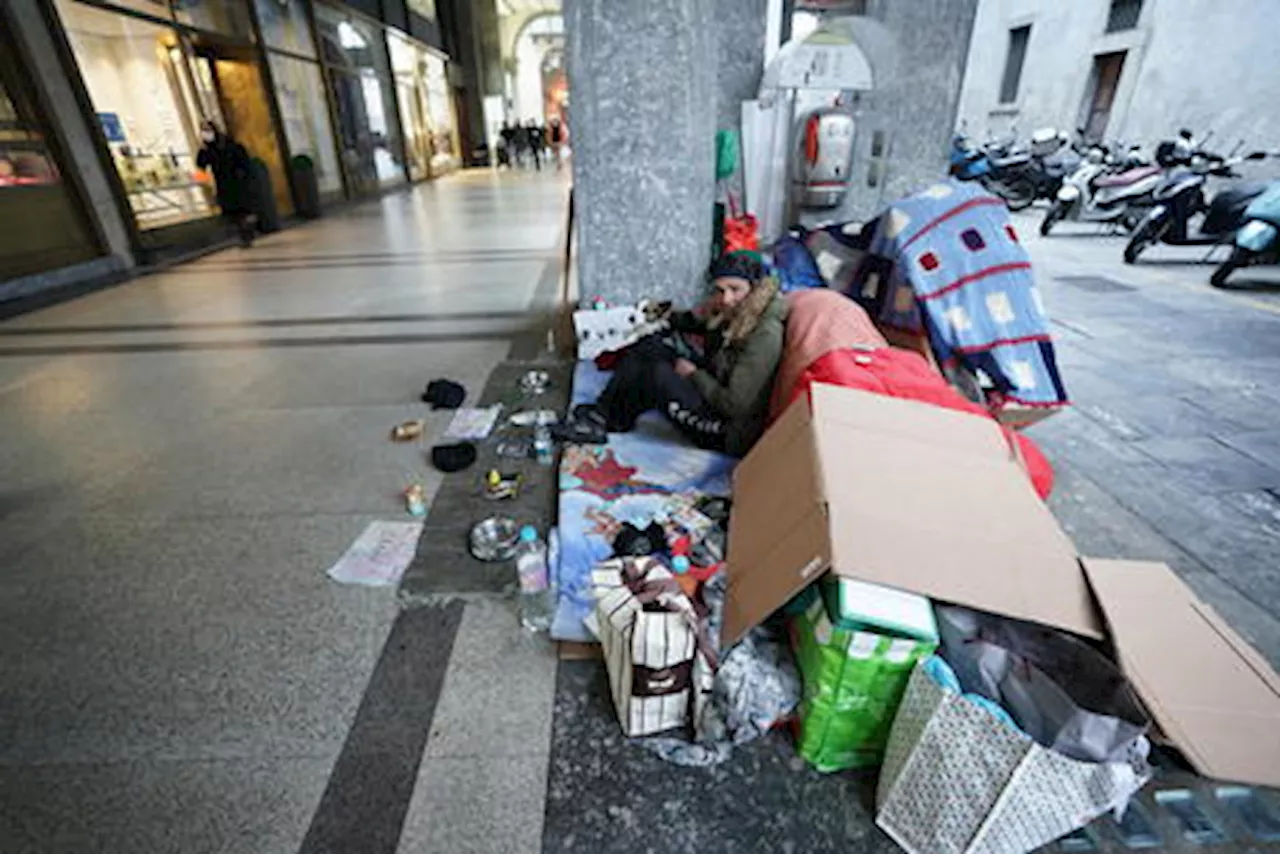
[566, 0, 718, 306]
[716, 0, 768, 132]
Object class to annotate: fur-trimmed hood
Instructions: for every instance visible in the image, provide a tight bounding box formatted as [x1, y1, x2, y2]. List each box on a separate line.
[708, 275, 784, 346]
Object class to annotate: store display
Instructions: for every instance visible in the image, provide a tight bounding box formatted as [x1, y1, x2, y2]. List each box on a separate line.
[56, 0, 216, 229]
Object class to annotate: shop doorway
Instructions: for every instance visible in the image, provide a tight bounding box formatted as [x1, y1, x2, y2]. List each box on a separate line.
[189, 44, 293, 218]
[1081, 51, 1126, 143]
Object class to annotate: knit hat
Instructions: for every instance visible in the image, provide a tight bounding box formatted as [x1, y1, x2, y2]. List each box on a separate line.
[710, 250, 767, 284]
[422, 379, 465, 409]
[430, 441, 477, 473]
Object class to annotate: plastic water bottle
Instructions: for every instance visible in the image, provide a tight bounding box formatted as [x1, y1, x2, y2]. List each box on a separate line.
[533, 425, 554, 466]
[514, 525, 554, 631]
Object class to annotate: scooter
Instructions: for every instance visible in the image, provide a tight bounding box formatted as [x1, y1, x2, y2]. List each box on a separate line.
[1123, 147, 1269, 263]
[1039, 144, 1161, 236]
[1211, 182, 1280, 287]
[950, 132, 1039, 210]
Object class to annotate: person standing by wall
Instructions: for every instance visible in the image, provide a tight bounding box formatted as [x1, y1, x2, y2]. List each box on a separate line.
[197, 121, 256, 247]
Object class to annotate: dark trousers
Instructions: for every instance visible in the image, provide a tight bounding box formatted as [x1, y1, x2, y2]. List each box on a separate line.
[226, 213, 255, 247]
[596, 350, 726, 451]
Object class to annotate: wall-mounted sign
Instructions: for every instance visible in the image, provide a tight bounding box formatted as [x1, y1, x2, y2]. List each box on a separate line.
[98, 112, 126, 143]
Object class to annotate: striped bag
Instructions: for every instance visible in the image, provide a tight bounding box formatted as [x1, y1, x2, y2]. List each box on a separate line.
[590, 557, 716, 738]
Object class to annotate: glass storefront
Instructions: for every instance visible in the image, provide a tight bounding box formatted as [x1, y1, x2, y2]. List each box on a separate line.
[254, 0, 316, 57]
[422, 52, 458, 175]
[268, 52, 342, 194]
[171, 0, 255, 41]
[0, 26, 101, 281]
[56, 0, 217, 230]
[388, 29, 457, 181]
[314, 1, 405, 194]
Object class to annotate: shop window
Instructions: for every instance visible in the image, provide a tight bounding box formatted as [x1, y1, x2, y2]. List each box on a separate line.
[268, 53, 341, 193]
[0, 28, 101, 281]
[56, 0, 217, 230]
[999, 25, 1031, 104]
[423, 53, 457, 173]
[314, 2, 390, 77]
[316, 2, 404, 193]
[254, 0, 316, 57]
[171, 0, 255, 41]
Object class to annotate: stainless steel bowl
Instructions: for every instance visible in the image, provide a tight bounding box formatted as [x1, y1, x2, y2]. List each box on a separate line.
[469, 516, 520, 562]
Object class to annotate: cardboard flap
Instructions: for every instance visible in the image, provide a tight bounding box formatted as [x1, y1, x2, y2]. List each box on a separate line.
[723, 393, 832, 646]
[1083, 559, 1280, 787]
[813, 385, 1100, 639]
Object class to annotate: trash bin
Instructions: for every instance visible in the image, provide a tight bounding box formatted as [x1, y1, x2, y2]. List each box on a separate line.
[248, 157, 280, 234]
[289, 154, 321, 220]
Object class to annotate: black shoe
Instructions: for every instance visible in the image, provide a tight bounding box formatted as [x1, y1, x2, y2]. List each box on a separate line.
[551, 419, 606, 445]
[572, 404, 607, 428]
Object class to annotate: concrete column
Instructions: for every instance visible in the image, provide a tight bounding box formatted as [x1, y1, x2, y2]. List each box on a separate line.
[716, 0, 768, 132]
[7, 0, 135, 268]
[566, 0, 718, 306]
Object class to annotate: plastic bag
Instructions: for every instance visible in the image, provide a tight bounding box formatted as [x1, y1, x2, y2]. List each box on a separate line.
[935, 605, 1150, 763]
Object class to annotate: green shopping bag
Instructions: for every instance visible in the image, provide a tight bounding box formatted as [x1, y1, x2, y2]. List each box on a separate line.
[790, 579, 938, 772]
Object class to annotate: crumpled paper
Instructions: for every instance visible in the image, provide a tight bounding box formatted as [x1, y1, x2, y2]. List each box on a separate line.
[635, 572, 801, 767]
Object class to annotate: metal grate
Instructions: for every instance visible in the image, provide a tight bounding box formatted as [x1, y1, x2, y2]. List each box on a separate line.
[1056, 275, 1136, 293]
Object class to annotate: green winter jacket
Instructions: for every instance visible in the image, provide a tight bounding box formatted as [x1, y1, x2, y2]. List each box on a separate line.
[676, 293, 789, 457]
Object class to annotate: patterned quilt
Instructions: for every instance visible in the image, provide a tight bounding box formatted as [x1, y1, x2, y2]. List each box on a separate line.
[868, 180, 1068, 409]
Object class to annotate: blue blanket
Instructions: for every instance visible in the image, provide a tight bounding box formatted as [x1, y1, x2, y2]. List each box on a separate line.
[551, 362, 736, 642]
[869, 180, 1068, 408]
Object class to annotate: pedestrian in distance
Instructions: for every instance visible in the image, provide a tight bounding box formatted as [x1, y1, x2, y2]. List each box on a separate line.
[525, 120, 543, 172]
[549, 117, 567, 171]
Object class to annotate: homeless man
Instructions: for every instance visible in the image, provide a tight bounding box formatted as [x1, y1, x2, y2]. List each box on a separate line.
[577, 251, 788, 457]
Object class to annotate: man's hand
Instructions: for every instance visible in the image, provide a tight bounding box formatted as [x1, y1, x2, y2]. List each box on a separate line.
[673, 358, 698, 379]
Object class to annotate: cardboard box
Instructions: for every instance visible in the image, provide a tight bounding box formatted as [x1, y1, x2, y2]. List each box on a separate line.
[725, 383, 1280, 787]
[791, 583, 937, 772]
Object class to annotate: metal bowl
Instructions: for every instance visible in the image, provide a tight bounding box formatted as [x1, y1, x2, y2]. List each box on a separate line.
[469, 516, 520, 562]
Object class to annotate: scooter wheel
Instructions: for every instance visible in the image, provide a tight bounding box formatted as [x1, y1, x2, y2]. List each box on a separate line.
[1124, 219, 1157, 264]
[1210, 247, 1248, 288]
[1003, 178, 1036, 211]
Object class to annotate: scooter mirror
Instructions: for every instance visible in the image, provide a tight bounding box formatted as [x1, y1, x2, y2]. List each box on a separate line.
[1247, 150, 1268, 160]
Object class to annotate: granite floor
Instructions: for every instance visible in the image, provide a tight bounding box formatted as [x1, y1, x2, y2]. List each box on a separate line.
[4, 175, 1280, 854]
[0, 169, 568, 854]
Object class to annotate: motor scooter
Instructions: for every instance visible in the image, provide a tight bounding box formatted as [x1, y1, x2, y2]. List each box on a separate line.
[1211, 182, 1280, 287]
[1039, 144, 1160, 236]
[1123, 147, 1269, 263]
[949, 132, 1039, 210]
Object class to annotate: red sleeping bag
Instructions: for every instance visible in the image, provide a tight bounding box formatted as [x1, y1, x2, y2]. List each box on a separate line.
[781, 346, 1055, 500]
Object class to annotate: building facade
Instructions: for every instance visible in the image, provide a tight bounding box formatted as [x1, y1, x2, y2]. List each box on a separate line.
[956, 0, 1280, 152]
[1, 0, 469, 300]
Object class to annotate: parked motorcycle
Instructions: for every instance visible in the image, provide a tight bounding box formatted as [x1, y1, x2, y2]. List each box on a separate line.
[949, 131, 1039, 210]
[1211, 182, 1280, 287]
[1123, 147, 1270, 264]
[949, 132, 992, 181]
[1039, 144, 1160, 236]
